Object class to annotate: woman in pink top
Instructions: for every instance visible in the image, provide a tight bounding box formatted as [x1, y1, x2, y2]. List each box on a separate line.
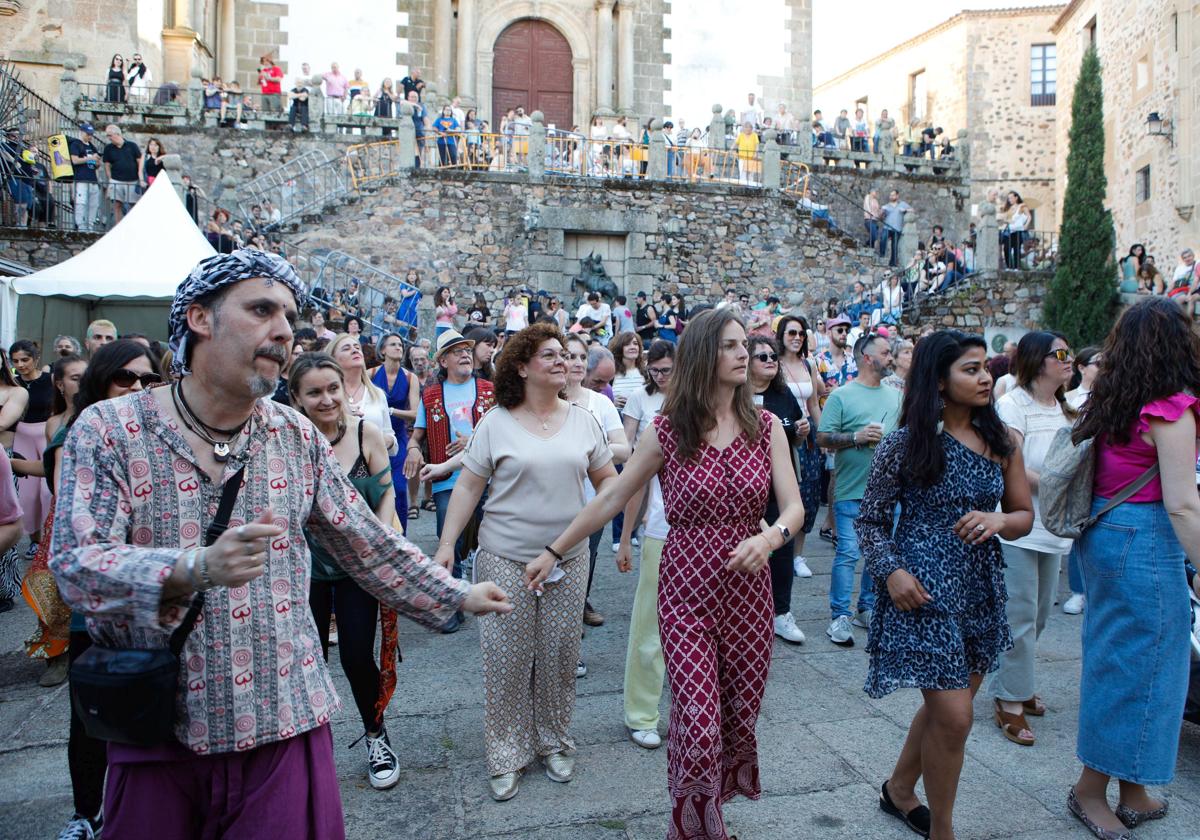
[1066, 298, 1200, 839]
[433, 286, 458, 338]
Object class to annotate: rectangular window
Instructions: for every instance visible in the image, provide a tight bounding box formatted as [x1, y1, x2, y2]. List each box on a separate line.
[1135, 55, 1150, 91]
[1085, 17, 1097, 48]
[910, 70, 927, 121]
[1136, 165, 1151, 203]
[1031, 44, 1057, 106]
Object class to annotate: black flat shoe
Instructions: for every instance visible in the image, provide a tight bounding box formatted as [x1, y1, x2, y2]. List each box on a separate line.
[880, 780, 931, 838]
[819, 527, 837, 545]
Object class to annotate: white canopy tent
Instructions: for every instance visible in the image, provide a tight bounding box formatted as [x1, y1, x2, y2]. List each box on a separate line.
[1, 171, 216, 349]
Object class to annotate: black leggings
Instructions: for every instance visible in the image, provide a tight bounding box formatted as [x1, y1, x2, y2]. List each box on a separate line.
[309, 578, 381, 732]
[768, 540, 797, 616]
[68, 631, 107, 820]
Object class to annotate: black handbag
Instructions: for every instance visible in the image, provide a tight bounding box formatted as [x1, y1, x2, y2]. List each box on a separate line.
[70, 467, 245, 746]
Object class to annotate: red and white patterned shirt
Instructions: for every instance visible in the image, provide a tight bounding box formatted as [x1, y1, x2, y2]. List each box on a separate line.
[51, 389, 468, 755]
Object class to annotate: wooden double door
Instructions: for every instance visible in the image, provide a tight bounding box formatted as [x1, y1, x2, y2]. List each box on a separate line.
[492, 19, 574, 130]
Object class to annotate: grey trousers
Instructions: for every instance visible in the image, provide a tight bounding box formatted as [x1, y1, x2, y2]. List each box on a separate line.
[991, 543, 1061, 701]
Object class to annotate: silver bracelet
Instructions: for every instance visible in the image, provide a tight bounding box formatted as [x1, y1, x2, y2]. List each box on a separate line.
[197, 548, 216, 591]
[185, 549, 201, 588]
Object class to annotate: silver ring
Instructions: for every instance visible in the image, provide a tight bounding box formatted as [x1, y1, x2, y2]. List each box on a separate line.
[237, 525, 247, 539]
[975, 524, 985, 531]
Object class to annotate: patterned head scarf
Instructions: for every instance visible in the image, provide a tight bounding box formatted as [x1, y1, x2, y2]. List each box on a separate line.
[169, 249, 306, 377]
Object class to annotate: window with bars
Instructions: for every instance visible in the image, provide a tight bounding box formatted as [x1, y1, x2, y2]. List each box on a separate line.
[1136, 165, 1151, 203]
[1031, 44, 1057, 106]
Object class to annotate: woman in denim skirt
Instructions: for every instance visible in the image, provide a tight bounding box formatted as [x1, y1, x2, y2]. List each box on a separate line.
[1067, 297, 1200, 840]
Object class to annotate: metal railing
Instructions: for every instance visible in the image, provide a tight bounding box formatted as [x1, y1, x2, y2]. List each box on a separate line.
[233, 149, 350, 228]
[999, 229, 1058, 274]
[780, 159, 810, 198]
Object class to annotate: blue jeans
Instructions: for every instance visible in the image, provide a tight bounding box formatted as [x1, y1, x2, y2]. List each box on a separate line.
[1067, 545, 1084, 593]
[434, 488, 484, 580]
[864, 219, 879, 248]
[879, 229, 902, 266]
[830, 499, 874, 619]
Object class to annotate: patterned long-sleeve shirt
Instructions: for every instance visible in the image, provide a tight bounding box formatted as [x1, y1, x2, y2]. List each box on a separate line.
[50, 390, 468, 755]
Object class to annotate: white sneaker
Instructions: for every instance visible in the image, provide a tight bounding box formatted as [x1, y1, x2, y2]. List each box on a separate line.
[631, 536, 640, 547]
[826, 615, 855, 647]
[57, 817, 98, 840]
[366, 729, 401, 789]
[611, 542, 620, 553]
[628, 727, 662, 749]
[773, 612, 806, 644]
[793, 556, 813, 578]
[1063, 593, 1086, 615]
[852, 609, 873, 629]
[575, 659, 587, 678]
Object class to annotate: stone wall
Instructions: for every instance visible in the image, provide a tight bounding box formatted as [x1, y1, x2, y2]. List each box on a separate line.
[1053, 0, 1199, 259]
[235, 0, 289, 87]
[903, 272, 1047, 331]
[814, 6, 1063, 226]
[0, 228, 100, 270]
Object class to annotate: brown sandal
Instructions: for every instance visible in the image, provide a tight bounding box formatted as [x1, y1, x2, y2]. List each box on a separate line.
[994, 699, 1035, 745]
[1023, 695, 1046, 717]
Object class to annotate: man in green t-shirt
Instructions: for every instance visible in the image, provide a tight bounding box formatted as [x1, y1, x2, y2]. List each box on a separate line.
[817, 333, 900, 647]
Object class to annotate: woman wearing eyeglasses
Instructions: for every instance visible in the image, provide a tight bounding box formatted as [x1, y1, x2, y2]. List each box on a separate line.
[53, 338, 162, 840]
[429, 323, 615, 801]
[990, 331, 1076, 747]
[9, 340, 55, 557]
[748, 335, 808, 644]
[776, 316, 824, 579]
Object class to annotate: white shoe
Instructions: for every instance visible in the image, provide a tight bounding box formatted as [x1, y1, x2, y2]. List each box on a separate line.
[365, 729, 401, 789]
[826, 615, 855, 647]
[773, 612, 806, 644]
[793, 556, 813, 578]
[489, 770, 521, 801]
[631, 536, 640, 547]
[1063, 593, 1085, 615]
[852, 608, 873, 629]
[628, 727, 662, 749]
[544, 751, 575, 782]
[611, 542, 620, 553]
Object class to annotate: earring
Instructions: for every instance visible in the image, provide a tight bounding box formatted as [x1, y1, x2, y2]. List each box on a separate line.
[936, 396, 945, 435]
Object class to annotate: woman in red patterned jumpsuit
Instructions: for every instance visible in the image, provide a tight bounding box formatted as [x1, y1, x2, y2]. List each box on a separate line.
[531, 308, 805, 839]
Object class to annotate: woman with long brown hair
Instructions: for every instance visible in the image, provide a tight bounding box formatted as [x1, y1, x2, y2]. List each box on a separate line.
[775, 314, 824, 578]
[531, 308, 804, 838]
[1066, 298, 1200, 838]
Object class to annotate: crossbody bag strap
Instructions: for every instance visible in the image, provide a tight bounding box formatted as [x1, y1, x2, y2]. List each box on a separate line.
[169, 466, 246, 656]
[1085, 462, 1161, 529]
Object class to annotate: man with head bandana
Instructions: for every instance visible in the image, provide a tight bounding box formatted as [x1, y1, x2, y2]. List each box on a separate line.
[50, 250, 511, 838]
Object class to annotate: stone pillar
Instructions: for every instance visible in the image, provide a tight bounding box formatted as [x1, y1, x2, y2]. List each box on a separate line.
[761, 128, 781, 189]
[528, 111, 546, 178]
[218, 0, 237, 82]
[397, 102, 417, 170]
[187, 68, 204, 122]
[708, 104, 724, 149]
[900, 210, 918, 266]
[433, 0, 454, 99]
[595, 1, 614, 111]
[456, 0, 477, 100]
[648, 118, 666, 179]
[59, 60, 80, 119]
[161, 153, 185, 203]
[977, 201, 998, 274]
[617, 0, 635, 115]
[955, 128, 970, 176]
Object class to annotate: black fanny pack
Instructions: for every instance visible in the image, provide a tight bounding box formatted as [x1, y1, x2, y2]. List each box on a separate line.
[70, 467, 245, 746]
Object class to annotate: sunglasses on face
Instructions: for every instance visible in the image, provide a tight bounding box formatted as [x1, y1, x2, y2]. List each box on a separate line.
[832, 327, 848, 334]
[784, 328, 803, 337]
[753, 352, 779, 363]
[1045, 349, 1073, 363]
[111, 369, 162, 388]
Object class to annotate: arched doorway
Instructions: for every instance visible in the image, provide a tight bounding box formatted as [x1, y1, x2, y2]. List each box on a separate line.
[492, 19, 574, 130]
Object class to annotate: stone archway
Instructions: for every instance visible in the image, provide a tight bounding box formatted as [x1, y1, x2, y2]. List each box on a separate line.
[492, 19, 574, 130]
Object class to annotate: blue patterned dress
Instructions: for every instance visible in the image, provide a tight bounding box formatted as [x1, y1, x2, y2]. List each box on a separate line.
[371, 365, 410, 528]
[856, 428, 1012, 698]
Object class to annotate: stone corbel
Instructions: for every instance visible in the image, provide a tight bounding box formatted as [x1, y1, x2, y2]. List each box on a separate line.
[1177, 205, 1195, 222]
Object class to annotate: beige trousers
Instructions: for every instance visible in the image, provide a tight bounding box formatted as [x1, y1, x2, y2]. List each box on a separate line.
[476, 547, 587, 776]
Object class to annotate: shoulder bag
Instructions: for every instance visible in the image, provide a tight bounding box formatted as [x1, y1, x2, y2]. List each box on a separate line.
[70, 466, 246, 746]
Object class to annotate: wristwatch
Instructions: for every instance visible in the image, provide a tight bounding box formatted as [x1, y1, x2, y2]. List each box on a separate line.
[776, 523, 792, 542]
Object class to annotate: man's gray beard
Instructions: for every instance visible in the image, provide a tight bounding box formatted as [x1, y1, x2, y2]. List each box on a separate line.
[248, 372, 277, 398]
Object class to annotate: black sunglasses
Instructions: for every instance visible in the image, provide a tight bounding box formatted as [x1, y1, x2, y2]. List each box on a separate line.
[753, 352, 779, 363]
[111, 369, 163, 388]
[784, 328, 803, 337]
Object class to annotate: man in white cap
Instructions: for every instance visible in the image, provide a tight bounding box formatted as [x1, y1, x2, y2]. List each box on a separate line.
[404, 328, 497, 632]
[51, 250, 510, 838]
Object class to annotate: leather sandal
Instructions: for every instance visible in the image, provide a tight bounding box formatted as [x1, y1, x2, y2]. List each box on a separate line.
[1022, 695, 1046, 716]
[879, 780, 931, 837]
[993, 699, 1035, 745]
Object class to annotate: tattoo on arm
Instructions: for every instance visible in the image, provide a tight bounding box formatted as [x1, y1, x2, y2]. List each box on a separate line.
[816, 431, 855, 450]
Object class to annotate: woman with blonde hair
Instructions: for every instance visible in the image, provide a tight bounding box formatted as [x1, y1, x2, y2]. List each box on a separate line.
[326, 334, 397, 454]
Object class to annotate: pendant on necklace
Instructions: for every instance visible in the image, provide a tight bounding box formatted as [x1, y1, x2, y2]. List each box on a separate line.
[542, 421, 549, 430]
[213, 441, 231, 462]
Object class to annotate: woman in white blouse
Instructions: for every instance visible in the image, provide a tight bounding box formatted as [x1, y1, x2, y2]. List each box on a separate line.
[327, 334, 397, 454]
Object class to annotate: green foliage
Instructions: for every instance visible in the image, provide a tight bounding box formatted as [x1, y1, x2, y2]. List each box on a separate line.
[1044, 46, 1118, 347]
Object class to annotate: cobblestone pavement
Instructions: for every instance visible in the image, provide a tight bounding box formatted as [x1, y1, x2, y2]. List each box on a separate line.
[2, 511, 1198, 840]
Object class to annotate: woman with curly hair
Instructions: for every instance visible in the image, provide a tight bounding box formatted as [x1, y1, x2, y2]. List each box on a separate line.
[1066, 297, 1200, 839]
[430, 322, 615, 802]
[531, 308, 804, 839]
[857, 330, 1031, 840]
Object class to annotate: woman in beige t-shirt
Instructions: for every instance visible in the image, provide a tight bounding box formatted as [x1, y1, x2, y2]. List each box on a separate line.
[430, 323, 614, 802]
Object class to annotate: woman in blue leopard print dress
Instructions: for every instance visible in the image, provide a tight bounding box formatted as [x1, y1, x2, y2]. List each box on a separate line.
[857, 331, 1033, 840]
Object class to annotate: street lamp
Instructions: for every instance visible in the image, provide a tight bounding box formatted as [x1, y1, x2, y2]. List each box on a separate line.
[1146, 112, 1173, 144]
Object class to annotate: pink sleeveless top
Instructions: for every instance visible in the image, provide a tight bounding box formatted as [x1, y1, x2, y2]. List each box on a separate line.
[1094, 392, 1200, 502]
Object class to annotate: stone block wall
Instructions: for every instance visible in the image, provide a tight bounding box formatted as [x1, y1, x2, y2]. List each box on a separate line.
[903, 272, 1047, 331]
[0, 228, 100, 271]
[235, 0, 289, 87]
[634, 0, 672, 118]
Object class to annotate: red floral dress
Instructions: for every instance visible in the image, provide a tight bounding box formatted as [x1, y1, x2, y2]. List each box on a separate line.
[654, 411, 775, 840]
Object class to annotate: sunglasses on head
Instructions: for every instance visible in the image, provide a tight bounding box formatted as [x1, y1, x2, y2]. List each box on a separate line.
[753, 352, 779, 363]
[111, 369, 162, 388]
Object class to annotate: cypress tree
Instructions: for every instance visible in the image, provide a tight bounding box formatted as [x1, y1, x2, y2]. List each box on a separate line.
[1044, 46, 1117, 347]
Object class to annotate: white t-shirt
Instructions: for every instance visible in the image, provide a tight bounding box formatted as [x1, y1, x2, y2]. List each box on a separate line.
[463, 404, 611, 561]
[621, 389, 668, 539]
[503, 302, 528, 331]
[611, 370, 646, 407]
[996, 386, 1073, 555]
[576, 302, 611, 327]
[576, 389, 622, 503]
